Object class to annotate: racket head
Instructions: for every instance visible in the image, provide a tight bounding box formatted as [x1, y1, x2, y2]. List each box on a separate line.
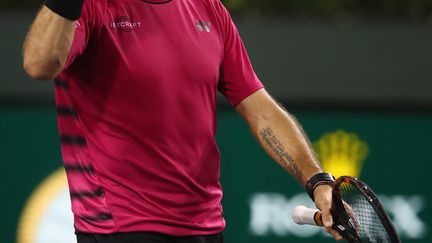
[331, 176, 401, 243]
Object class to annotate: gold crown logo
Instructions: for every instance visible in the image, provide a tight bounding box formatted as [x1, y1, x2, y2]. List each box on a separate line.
[313, 130, 369, 178]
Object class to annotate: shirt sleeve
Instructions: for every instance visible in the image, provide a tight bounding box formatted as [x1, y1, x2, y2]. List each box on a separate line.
[64, 0, 99, 69]
[215, 2, 264, 107]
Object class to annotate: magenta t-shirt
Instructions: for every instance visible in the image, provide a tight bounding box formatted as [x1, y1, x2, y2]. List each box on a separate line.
[55, 0, 263, 236]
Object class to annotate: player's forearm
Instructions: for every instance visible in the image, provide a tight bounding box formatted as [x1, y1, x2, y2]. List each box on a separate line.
[257, 117, 322, 185]
[236, 90, 322, 185]
[23, 6, 76, 80]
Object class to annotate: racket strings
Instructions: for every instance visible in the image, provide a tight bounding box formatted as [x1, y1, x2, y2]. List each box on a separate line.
[340, 182, 390, 242]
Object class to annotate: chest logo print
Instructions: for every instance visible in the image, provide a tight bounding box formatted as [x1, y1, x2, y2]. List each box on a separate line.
[196, 20, 211, 33]
[110, 16, 142, 32]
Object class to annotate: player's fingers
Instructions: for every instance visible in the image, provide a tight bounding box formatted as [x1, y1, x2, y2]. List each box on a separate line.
[343, 201, 355, 216]
[320, 206, 333, 227]
[321, 207, 343, 241]
[314, 185, 333, 227]
[325, 227, 343, 241]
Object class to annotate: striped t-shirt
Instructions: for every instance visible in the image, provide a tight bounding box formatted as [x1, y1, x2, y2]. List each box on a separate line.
[55, 0, 263, 236]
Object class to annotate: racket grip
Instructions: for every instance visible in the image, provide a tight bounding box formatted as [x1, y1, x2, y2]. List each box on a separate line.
[292, 205, 324, 226]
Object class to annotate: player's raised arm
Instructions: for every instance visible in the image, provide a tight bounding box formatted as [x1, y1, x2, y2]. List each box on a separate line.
[23, 0, 84, 80]
[235, 88, 343, 241]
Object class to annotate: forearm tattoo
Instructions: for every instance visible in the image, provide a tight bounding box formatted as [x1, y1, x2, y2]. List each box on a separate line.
[260, 127, 303, 179]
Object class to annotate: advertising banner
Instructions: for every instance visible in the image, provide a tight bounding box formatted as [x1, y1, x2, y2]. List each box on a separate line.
[1, 107, 431, 243]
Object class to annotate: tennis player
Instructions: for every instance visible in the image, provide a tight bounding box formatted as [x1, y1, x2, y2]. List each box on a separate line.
[23, 0, 342, 242]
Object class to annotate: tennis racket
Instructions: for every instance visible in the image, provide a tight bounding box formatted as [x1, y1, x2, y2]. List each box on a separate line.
[292, 176, 401, 243]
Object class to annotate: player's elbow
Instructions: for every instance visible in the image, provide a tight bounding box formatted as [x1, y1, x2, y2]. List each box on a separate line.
[23, 57, 62, 80]
[24, 65, 56, 80]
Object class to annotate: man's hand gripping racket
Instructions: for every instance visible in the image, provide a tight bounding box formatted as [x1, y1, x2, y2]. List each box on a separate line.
[294, 175, 401, 243]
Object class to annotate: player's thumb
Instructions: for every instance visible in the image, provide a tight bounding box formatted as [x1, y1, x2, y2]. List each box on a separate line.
[321, 209, 333, 228]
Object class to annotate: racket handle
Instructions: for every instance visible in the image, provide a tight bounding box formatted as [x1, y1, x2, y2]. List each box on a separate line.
[292, 205, 324, 226]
